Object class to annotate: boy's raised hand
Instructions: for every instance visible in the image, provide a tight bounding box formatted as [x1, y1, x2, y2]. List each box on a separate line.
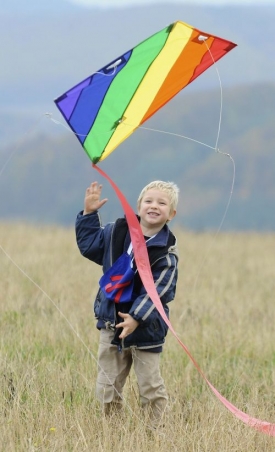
[83, 182, 108, 215]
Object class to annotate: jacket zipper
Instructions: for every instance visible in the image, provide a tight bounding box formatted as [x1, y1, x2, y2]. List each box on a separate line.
[110, 223, 119, 340]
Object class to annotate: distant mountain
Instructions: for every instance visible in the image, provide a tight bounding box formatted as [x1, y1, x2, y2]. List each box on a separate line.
[0, 83, 274, 231]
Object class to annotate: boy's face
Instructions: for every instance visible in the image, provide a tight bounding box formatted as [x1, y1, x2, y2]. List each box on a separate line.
[138, 188, 176, 233]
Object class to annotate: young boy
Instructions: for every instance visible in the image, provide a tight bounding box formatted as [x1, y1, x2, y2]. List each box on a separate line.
[75, 180, 179, 426]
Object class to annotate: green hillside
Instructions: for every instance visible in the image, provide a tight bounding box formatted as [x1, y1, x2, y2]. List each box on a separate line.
[0, 83, 274, 231]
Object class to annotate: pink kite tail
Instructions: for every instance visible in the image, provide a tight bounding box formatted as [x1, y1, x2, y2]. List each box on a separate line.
[93, 163, 275, 436]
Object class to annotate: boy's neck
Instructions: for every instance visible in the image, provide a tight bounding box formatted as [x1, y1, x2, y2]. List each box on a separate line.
[140, 224, 165, 237]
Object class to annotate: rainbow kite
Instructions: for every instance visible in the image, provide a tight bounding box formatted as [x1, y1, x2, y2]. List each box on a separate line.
[54, 21, 236, 163]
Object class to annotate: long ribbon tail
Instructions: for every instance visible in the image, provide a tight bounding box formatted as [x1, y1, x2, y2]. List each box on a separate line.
[93, 163, 275, 436]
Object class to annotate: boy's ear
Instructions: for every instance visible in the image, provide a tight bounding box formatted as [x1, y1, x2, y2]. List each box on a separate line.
[168, 209, 176, 222]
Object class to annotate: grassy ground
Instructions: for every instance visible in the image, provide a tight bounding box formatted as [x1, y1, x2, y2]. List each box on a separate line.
[1, 222, 275, 451]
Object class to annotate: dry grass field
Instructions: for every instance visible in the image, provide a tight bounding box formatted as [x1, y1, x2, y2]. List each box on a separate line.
[1, 222, 275, 451]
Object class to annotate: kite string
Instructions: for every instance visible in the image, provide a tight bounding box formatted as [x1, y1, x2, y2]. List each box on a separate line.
[203, 39, 223, 151]
[49, 113, 216, 149]
[0, 114, 47, 178]
[132, 124, 236, 298]
[0, 246, 94, 359]
[187, 38, 235, 295]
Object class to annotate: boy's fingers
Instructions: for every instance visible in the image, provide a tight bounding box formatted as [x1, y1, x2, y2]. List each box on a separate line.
[99, 199, 108, 207]
[118, 311, 127, 318]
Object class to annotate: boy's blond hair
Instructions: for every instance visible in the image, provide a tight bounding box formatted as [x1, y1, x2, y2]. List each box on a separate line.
[137, 180, 179, 213]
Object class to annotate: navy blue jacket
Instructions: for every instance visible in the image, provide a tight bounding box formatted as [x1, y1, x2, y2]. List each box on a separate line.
[75, 211, 178, 350]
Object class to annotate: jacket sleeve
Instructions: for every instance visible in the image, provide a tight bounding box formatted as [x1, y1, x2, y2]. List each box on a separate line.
[75, 210, 108, 265]
[129, 252, 178, 325]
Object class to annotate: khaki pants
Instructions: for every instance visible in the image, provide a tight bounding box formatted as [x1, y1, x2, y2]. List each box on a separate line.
[96, 329, 168, 425]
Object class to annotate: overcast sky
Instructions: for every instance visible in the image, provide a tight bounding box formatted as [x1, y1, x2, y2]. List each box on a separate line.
[68, 0, 274, 7]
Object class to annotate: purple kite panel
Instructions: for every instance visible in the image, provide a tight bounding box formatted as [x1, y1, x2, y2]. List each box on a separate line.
[54, 51, 132, 145]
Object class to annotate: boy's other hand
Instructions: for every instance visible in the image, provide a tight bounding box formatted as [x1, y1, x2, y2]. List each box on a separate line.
[116, 312, 139, 339]
[83, 181, 108, 214]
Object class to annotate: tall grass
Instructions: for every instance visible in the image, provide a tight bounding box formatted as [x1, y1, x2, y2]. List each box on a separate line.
[1, 222, 275, 451]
